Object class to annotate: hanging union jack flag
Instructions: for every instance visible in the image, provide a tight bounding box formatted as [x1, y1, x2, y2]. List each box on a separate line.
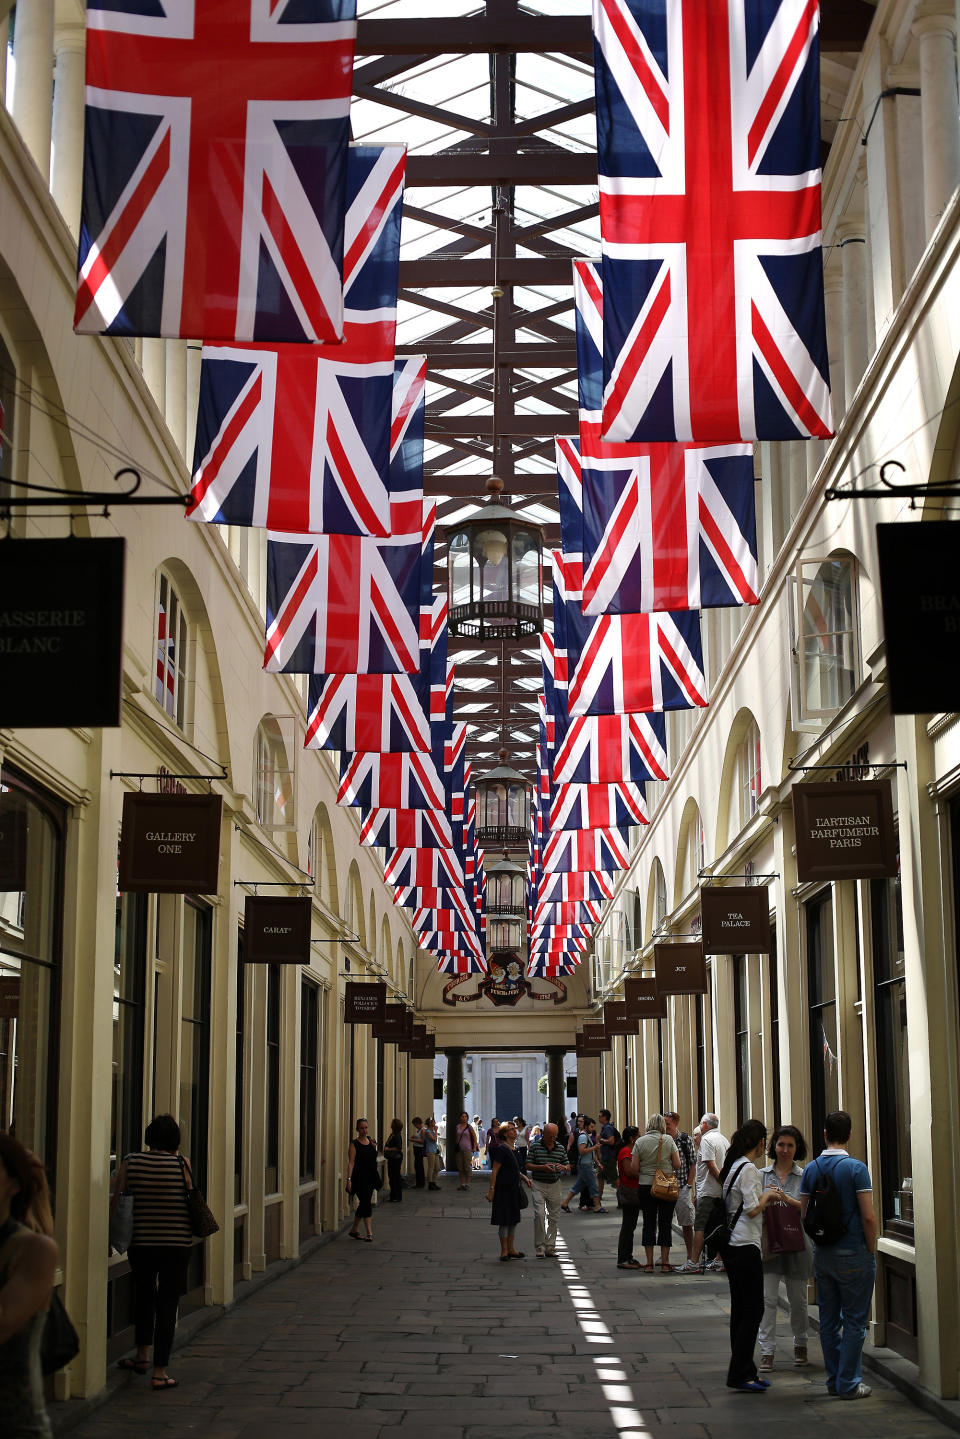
[541, 826, 632, 875]
[264, 520, 428, 675]
[76, 1, 356, 341]
[385, 847, 466, 891]
[360, 809, 454, 852]
[337, 749, 446, 812]
[187, 146, 409, 535]
[537, 870, 615, 905]
[550, 779, 648, 832]
[594, 0, 833, 442]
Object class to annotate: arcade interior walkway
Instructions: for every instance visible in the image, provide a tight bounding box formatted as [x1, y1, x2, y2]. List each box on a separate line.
[55, 1180, 959, 1439]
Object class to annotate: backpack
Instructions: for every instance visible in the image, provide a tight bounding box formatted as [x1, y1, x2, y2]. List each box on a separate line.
[703, 1160, 747, 1260]
[604, 1125, 623, 1153]
[802, 1158, 849, 1245]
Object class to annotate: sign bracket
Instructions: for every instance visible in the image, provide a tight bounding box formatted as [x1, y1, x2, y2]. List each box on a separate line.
[825, 459, 960, 501]
[786, 761, 906, 774]
[111, 768, 227, 786]
[698, 870, 778, 881]
[0, 467, 189, 518]
[234, 879, 313, 895]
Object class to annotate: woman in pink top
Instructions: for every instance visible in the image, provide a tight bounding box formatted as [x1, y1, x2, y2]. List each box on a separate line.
[454, 1113, 477, 1190]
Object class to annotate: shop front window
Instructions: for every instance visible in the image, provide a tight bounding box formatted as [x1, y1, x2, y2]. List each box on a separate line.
[300, 980, 319, 1182]
[0, 770, 64, 1198]
[180, 902, 211, 1193]
[265, 965, 281, 1192]
[872, 876, 911, 1232]
[112, 892, 148, 1168]
[807, 891, 838, 1144]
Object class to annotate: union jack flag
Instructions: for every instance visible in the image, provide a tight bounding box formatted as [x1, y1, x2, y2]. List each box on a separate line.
[187, 148, 409, 535]
[360, 809, 454, 851]
[412, 906, 479, 935]
[550, 780, 648, 831]
[76, 1, 356, 341]
[420, 929, 485, 957]
[391, 356, 427, 493]
[541, 826, 631, 875]
[536, 870, 615, 905]
[394, 886, 476, 928]
[438, 952, 488, 976]
[530, 937, 589, 957]
[594, 0, 833, 442]
[529, 920, 592, 942]
[385, 847, 465, 891]
[533, 899, 604, 927]
[337, 750, 445, 811]
[552, 711, 669, 786]
[527, 955, 578, 977]
[264, 520, 428, 675]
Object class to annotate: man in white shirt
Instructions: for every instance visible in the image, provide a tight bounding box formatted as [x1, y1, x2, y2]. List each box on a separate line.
[691, 1112, 729, 1272]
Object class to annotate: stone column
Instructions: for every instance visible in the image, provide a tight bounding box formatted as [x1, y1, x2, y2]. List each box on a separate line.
[443, 1048, 465, 1171]
[164, 341, 187, 457]
[546, 1047, 566, 1128]
[914, 5, 960, 240]
[141, 338, 166, 414]
[50, 24, 85, 236]
[11, 0, 54, 182]
[839, 221, 868, 408]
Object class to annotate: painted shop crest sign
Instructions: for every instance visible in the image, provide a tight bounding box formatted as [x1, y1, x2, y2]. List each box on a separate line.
[442, 956, 567, 1007]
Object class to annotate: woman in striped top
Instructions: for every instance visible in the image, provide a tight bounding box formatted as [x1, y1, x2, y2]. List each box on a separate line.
[111, 1114, 194, 1391]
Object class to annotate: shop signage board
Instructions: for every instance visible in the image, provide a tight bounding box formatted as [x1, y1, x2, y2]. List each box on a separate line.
[623, 975, 667, 1020]
[372, 1002, 410, 1041]
[118, 792, 222, 894]
[700, 886, 771, 954]
[575, 1035, 606, 1058]
[794, 781, 897, 882]
[243, 896, 312, 964]
[603, 1000, 634, 1034]
[0, 537, 125, 727]
[0, 978, 19, 1019]
[580, 1021, 610, 1051]
[653, 943, 708, 994]
[877, 521, 960, 713]
[0, 797, 27, 892]
[344, 981, 387, 1025]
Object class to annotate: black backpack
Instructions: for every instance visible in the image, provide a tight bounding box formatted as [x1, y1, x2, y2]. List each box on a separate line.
[703, 1161, 747, 1260]
[802, 1158, 848, 1245]
[605, 1125, 623, 1153]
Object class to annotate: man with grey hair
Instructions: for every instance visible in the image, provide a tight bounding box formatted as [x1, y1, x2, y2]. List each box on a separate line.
[691, 1112, 729, 1272]
[527, 1122, 568, 1258]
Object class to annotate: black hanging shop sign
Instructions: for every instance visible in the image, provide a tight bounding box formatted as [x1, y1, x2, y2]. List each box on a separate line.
[653, 943, 709, 995]
[877, 521, 960, 714]
[0, 537, 125, 728]
[623, 975, 667, 1020]
[794, 780, 897, 883]
[118, 792, 223, 894]
[700, 886, 771, 954]
[580, 1021, 610, 1052]
[604, 1000, 634, 1035]
[372, 1002, 409, 1041]
[243, 896, 312, 964]
[0, 795, 28, 892]
[344, 981, 387, 1025]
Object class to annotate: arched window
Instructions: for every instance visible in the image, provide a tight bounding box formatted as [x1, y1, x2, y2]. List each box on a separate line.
[155, 572, 190, 731]
[794, 556, 859, 718]
[255, 718, 294, 830]
[652, 859, 668, 932]
[737, 723, 762, 827]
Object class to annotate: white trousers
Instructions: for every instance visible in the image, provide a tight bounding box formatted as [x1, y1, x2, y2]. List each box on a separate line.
[532, 1180, 562, 1254]
[758, 1269, 809, 1352]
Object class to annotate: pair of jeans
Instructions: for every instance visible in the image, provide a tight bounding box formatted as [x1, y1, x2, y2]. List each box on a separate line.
[128, 1245, 191, 1367]
[570, 1158, 598, 1199]
[617, 1198, 641, 1261]
[813, 1245, 876, 1394]
[759, 1269, 809, 1352]
[386, 1153, 403, 1201]
[723, 1243, 765, 1387]
[532, 1179, 562, 1254]
[638, 1186, 675, 1249]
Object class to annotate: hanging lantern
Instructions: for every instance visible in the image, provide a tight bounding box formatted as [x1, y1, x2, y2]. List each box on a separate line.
[472, 751, 532, 848]
[445, 479, 543, 640]
[485, 853, 526, 918]
[489, 916, 523, 954]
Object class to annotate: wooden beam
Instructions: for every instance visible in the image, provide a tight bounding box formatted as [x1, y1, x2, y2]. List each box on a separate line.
[354, 15, 593, 56]
[405, 152, 597, 186]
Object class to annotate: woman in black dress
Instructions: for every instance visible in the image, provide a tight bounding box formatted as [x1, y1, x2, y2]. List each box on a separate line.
[383, 1118, 404, 1202]
[346, 1119, 380, 1241]
[485, 1121, 534, 1260]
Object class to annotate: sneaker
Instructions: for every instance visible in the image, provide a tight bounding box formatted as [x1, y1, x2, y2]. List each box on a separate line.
[731, 1381, 766, 1394]
[793, 1345, 809, 1367]
[759, 1353, 774, 1373]
[839, 1384, 872, 1401]
[679, 1259, 700, 1274]
[708, 1258, 725, 1272]
[535, 1251, 546, 1259]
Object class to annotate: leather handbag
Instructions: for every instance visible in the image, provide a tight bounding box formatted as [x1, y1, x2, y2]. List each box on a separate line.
[650, 1137, 679, 1202]
[178, 1156, 220, 1239]
[108, 1190, 135, 1253]
[518, 1182, 529, 1210]
[764, 1195, 807, 1254]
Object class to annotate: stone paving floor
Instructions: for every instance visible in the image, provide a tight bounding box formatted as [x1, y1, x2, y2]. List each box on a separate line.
[60, 1177, 956, 1439]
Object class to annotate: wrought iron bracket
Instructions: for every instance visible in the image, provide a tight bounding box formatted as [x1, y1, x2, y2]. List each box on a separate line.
[0, 467, 190, 515]
[109, 768, 226, 784]
[826, 459, 960, 501]
[786, 760, 906, 773]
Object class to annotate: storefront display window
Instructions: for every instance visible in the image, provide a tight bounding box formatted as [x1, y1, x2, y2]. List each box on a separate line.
[807, 890, 839, 1143]
[112, 893, 148, 1168]
[871, 875, 912, 1234]
[0, 768, 64, 1199]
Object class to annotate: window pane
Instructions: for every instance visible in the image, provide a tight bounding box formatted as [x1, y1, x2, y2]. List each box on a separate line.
[180, 903, 211, 1193]
[807, 891, 838, 1143]
[235, 935, 245, 1203]
[265, 966, 281, 1189]
[112, 893, 147, 1168]
[300, 981, 318, 1180]
[801, 560, 856, 713]
[872, 878, 911, 1227]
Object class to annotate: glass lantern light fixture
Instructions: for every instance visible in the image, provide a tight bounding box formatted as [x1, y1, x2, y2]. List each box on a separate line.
[485, 852, 526, 918]
[488, 916, 523, 955]
[445, 476, 544, 641]
[472, 750, 533, 849]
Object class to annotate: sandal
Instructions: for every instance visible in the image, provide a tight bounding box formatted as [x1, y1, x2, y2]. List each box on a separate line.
[617, 1260, 642, 1270]
[118, 1357, 149, 1374]
[499, 1254, 511, 1262]
[560, 1204, 571, 1213]
[151, 1377, 179, 1391]
[642, 1265, 655, 1273]
[348, 1231, 362, 1240]
[508, 1252, 525, 1259]
[660, 1264, 676, 1273]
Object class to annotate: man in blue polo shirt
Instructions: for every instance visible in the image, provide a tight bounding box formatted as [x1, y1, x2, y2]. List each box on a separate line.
[800, 1110, 877, 1400]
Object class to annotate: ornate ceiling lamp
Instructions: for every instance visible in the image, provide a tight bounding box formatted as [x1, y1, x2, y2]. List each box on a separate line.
[485, 851, 526, 917]
[472, 750, 533, 849]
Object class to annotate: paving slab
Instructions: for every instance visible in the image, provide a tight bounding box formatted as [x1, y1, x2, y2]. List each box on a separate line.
[53, 1177, 956, 1439]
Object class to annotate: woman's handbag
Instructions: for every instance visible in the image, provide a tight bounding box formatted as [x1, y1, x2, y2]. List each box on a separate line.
[616, 1183, 640, 1208]
[517, 1183, 529, 1210]
[764, 1196, 807, 1254]
[178, 1156, 220, 1239]
[650, 1137, 680, 1202]
[108, 1190, 135, 1253]
[41, 1291, 81, 1375]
